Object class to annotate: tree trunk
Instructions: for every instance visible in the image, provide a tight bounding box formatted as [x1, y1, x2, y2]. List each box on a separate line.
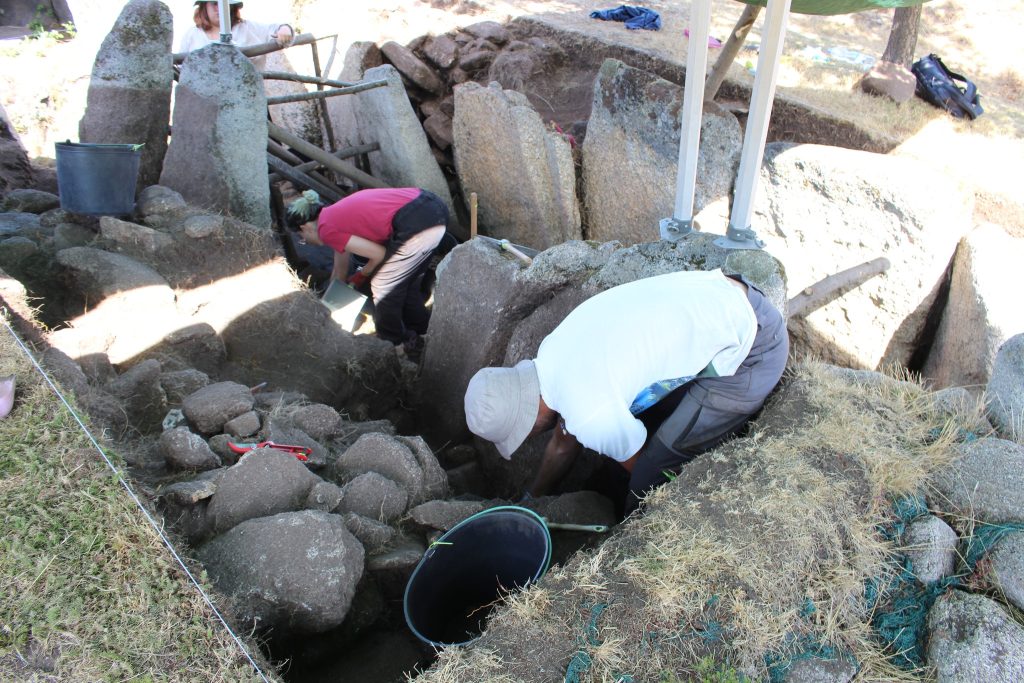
[881, 5, 922, 68]
[704, 4, 761, 103]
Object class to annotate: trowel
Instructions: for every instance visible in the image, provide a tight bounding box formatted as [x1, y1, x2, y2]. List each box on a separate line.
[321, 278, 368, 332]
[474, 235, 538, 265]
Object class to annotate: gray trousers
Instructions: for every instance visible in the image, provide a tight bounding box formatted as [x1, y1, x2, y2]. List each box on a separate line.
[624, 277, 789, 515]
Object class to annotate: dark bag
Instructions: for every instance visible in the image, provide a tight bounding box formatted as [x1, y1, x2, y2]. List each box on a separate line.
[911, 54, 983, 120]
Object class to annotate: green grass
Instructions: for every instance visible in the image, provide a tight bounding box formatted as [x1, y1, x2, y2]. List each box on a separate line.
[0, 317, 275, 682]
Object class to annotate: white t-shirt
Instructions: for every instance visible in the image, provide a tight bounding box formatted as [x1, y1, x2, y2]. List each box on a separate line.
[178, 20, 284, 53]
[533, 269, 757, 462]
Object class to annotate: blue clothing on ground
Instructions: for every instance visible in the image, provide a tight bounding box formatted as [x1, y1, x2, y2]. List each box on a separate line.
[589, 5, 662, 31]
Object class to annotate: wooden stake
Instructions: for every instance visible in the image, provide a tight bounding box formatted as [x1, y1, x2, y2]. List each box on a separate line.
[470, 192, 478, 239]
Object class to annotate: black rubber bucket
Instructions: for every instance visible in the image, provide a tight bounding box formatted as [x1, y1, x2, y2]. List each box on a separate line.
[55, 142, 141, 215]
[404, 506, 552, 647]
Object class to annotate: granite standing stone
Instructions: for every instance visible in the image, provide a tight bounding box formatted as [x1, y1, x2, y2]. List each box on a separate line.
[452, 81, 581, 250]
[582, 58, 741, 246]
[353, 64, 453, 217]
[160, 43, 270, 228]
[923, 224, 1024, 392]
[79, 0, 174, 190]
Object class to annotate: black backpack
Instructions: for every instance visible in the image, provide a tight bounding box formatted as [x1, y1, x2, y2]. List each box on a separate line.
[911, 54, 984, 120]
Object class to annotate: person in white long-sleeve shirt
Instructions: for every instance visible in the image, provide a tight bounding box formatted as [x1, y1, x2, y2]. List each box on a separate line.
[464, 269, 789, 518]
[178, 0, 294, 53]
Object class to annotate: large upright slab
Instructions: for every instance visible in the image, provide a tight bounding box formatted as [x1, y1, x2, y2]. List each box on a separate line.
[160, 43, 271, 228]
[353, 64, 452, 209]
[452, 81, 581, 250]
[742, 142, 974, 371]
[582, 58, 742, 246]
[78, 0, 174, 190]
[923, 224, 1024, 393]
[323, 42, 382, 151]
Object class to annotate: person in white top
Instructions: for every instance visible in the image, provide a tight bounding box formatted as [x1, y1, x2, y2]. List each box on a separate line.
[464, 268, 789, 518]
[178, 0, 294, 53]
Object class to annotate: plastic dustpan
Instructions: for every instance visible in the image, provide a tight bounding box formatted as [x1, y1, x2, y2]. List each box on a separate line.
[321, 279, 368, 331]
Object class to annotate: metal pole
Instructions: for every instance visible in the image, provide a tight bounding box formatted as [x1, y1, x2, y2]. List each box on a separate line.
[718, 0, 792, 250]
[218, 0, 231, 44]
[662, 0, 712, 242]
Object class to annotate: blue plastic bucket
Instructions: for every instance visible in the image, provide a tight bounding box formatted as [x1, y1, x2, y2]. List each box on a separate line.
[403, 506, 552, 647]
[55, 142, 141, 216]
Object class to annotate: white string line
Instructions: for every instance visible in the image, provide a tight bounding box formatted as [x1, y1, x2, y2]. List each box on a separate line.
[1, 314, 273, 683]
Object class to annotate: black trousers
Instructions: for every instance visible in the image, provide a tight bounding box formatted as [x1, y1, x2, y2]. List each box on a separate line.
[371, 190, 449, 344]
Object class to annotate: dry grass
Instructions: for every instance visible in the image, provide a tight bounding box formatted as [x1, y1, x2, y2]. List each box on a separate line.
[414, 358, 988, 682]
[0, 316, 274, 682]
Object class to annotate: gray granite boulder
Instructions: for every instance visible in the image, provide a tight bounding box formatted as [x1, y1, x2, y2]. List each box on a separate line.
[452, 81, 580, 249]
[987, 334, 1024, 441]
[78, 0, 174, 190]
[923, 224, 1024, 392]
[198, 510, 364, 634]
[339, 471, 409, 523]
[330, 432, 424, 504]
[97, 215, 174, 257]
[782, 657, 857, 683]
[136, 185, 186, 219]
[305, 480, 344, 513]
[927, 590, 1024, 682]
[744, 142, 973, 371]
[582, 58, 741, 246]
[381, 41, 444, 95]
[287, 403, 344, 442]
[0, 211, 42, 239]
[343, 512, 396, 554]
[223, 410, 260, 438]
[206, 448, 320, 533]
[159, 426, 220, 472]
[987, 532, 1024, 612]
[0, 103, 33, 194]
[930, 438, 1024, 525]
[902, 514, 959, 585]
[408, 499, 488, 532]
[104, 358, 168, 434]
[161, 43, 270, 228]
[398, 435, 448, 503]
[52, 222, 96, 251]
[0, 189, 60, 214]
[181, 381, 255, 436]
[54, 246, 170, 300]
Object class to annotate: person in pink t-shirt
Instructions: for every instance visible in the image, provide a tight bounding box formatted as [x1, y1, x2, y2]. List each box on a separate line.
[287, 188, 449, 351]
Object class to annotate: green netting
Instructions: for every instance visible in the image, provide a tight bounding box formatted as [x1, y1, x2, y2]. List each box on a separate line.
[733, 0, 931, 17]
[868, 495, 1024, 669]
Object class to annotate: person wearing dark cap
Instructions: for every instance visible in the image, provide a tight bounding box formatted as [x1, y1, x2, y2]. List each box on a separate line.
[463, 268, 788, 517]
[287, 188, 449, 353]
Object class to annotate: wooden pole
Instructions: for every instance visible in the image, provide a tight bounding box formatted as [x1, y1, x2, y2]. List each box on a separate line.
[704, 4, 761, 103]
[173, 32, 317, 64]
[266, 154, 344, 203]
[265, 80, 387, 106]
[787, 257, 891, 318]
[267, 121, 387, 189]
[267, 139, 342, 196]
[470, 192, 478, 239]
[260, 71, 356, 89]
